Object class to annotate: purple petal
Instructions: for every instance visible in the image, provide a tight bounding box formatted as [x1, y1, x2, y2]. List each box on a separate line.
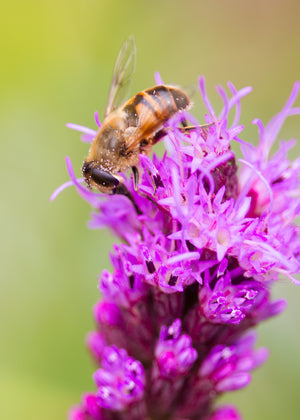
[199, 76, 217, 120]
[154, 71, 164, 85]
[216, 372, 251, 392]
[50, 179, 84, 201]
[66, 123, 97, 137]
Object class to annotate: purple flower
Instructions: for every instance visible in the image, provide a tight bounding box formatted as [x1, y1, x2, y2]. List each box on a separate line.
[93, 346, 145, 411]
[173, 332, 268, 419]
[206, 405, 243, 420]
[54, 75, 300, 420]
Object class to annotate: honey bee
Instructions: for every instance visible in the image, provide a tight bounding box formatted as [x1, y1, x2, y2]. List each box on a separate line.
[82, 36, 199, 195]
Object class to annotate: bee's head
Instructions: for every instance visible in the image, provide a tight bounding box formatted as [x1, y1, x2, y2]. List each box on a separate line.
[82, 160, 121, 194]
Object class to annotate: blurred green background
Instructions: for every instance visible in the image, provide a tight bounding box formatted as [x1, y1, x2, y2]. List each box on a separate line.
[1, 1, 300, 419]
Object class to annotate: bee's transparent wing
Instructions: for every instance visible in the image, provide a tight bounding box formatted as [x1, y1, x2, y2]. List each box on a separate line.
[105, 35, 136, 117]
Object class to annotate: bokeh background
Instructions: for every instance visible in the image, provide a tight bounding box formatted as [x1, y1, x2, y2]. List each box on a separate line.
[1, 1, 300, 419]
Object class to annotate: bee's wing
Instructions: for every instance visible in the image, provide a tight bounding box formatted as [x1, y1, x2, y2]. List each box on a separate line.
[105, 35, 136, 117]
[125, 107, 165, 152]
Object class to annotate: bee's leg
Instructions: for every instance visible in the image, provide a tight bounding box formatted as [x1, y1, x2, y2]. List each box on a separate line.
[113, 183, 142, 215]
[181, 118, 188, 128]
[179, 125, 196, 132]
[152, 129, 167, 145]
[179, 122, 215, 133]
[132, 166, 139, 190]
[179, 118, 197, 132]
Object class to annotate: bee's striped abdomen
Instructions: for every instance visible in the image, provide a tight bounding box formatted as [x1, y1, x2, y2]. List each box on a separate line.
[145, 85, 190, 116]
[122, 85, 190, 133]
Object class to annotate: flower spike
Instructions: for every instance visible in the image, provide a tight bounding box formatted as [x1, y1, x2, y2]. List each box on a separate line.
[59, 76, 300, 420]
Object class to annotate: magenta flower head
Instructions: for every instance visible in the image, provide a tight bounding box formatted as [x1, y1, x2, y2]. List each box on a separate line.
[52, 39, 300, 420]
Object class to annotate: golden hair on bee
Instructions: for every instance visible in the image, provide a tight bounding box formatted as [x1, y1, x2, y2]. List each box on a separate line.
[82, 36, 192, 195]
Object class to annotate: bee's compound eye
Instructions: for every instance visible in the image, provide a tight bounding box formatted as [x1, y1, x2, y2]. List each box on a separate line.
[91, 167, 120, 188]
[82, 160, 92, 176]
